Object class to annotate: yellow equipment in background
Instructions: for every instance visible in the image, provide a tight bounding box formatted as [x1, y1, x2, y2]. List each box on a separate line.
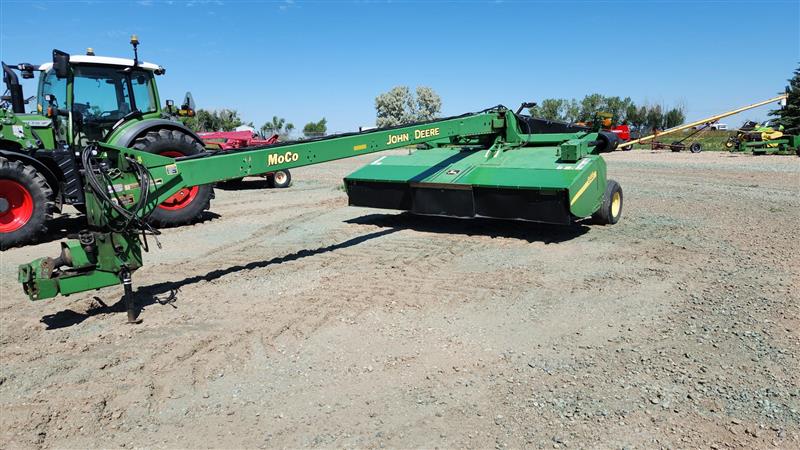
[619, 95, 788, 151]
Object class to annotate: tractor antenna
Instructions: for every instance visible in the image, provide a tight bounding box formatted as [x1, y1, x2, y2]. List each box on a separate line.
[130, 35, 139, 66]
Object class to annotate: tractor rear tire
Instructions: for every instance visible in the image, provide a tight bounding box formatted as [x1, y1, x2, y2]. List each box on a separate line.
[269, 169, 291, 188]
[591, 179, 623, 226]
[132, 129, 213, 227]
[0, 157, 54, 249]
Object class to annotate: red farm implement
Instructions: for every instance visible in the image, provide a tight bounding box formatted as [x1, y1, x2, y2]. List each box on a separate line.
[198, 131, 291, 188]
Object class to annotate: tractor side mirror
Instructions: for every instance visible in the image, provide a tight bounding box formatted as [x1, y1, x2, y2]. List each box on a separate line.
[52, 49, 70, 79]
[17, 63, 36, 79]
[183, 91, 196, 110]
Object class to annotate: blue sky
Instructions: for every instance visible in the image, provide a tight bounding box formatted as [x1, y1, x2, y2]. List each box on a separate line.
[1, 0, 798, 134]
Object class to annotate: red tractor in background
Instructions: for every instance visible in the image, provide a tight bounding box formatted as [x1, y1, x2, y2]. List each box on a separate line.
[198, 130, 291, 188]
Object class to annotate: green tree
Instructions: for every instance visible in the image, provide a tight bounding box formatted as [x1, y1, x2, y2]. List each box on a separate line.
[563, 99, 581, 123]
[770, 64, 800, 133]
[180, 109, 215, 132]
[180, 108, 244, 132]
[523, 95, 684, 132]
[602, 96, 634, 124]
[216, 109, 243, 131]
[376, 86, 414, 127]
[538, 99, 566, 121]
[663, 107, 686, 129]
[578, 93, 605, 122]
[375, 85, 442, 127]
[528, 98, 578, 122]
[303, 118, 327, 138]
[624, 104, 642, 127]
[645, 104, 664, 131]
[415, 86, 442, 122]
[261, 116, 295, 139]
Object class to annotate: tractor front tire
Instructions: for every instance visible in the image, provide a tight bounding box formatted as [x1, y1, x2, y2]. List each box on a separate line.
[132, 129, 213, 227]
[591, 179, 623, 226]
[0, 157, 54, 249]
[269, 169, 292, 188]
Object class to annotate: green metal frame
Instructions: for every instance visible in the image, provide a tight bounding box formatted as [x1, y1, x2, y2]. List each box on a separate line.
[17, 107, 613, 322]
[733, 134, 799, 154]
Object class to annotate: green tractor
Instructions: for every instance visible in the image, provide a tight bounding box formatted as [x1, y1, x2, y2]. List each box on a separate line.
[0, 37, 211, 249]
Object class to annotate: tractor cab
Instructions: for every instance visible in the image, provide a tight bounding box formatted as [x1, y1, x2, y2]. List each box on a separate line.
[1, 37, 215, 250]
[37, 51, 165, 144]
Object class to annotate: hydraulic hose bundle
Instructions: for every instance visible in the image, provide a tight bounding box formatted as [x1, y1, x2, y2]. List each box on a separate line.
[80, 144, 161, 250]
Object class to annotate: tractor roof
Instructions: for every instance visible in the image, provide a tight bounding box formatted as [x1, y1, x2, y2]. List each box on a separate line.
[39, 55, 162, 72]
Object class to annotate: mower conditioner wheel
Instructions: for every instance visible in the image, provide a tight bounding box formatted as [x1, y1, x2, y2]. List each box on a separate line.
[591, 179, 623, 226]
[269, 169, 292, 188]
[0, 157, 54, 249]
[132, 129, 214, 227]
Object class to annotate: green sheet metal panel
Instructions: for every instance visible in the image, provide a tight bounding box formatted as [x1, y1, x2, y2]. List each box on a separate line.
[345, 146, 607, 220]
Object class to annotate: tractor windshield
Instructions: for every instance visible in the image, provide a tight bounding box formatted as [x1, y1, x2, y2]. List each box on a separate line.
[72, 65, 156, 140]
[73, 66, 156, 118]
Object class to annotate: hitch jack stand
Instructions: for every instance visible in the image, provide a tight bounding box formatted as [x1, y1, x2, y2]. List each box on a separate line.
[120, 268, 141, 324]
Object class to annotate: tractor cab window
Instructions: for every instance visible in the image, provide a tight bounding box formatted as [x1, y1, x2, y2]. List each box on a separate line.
[71, 65, 156, 141]
[37, 70, 67, 112]
[130, 73, 156, 113]
[37, 70, 68, 142]
[73, 66, 132, 122]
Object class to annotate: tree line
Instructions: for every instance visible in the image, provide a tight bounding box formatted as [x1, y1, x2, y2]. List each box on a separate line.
[179, 109, 326, 140]
[372, 88, 687, 132]
[528, 94, 686, 132]
[177, 88, 700, 139]
[374, 86, 442, 127]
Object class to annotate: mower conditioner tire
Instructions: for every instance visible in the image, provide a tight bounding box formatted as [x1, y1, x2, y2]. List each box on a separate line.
[0, 157, 54, 249]
[591, 179, 623, 226]
[269, 169, 291, 188]
[132, 129, 213, 227]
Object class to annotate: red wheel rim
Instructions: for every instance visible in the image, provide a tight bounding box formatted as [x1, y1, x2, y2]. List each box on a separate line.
[0, 180, 34, 233]
[158, 151, 199, 211]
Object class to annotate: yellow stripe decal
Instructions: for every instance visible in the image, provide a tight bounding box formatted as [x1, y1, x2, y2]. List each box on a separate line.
[353, 144, 367, 151]
[570, 171, 597, 206]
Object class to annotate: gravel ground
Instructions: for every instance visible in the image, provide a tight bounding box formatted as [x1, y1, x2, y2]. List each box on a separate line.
[0, 150, 798, 449]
